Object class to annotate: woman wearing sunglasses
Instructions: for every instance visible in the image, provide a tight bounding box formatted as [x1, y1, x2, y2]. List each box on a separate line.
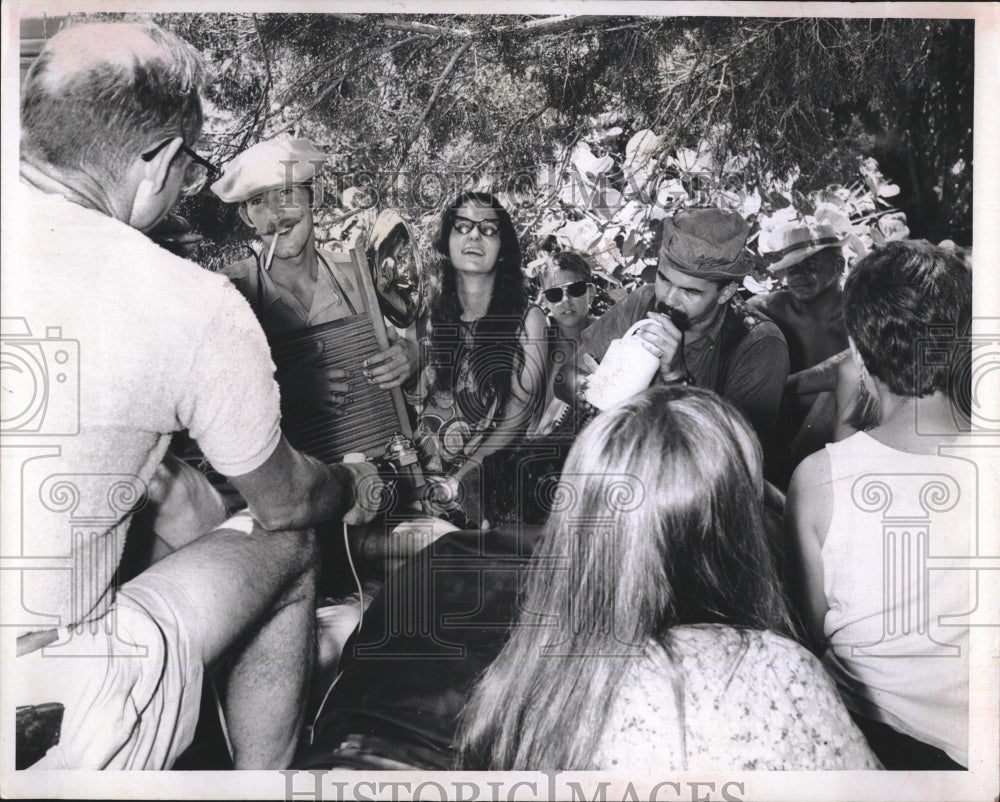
[529, 251, 598, 438]
[407, 191, 547, 526]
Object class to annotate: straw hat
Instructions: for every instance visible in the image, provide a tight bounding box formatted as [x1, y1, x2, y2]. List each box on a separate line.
[763, 220, 846, 274]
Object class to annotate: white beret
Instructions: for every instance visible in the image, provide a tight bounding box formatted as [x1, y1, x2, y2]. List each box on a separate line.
[211, 137, 327, 203]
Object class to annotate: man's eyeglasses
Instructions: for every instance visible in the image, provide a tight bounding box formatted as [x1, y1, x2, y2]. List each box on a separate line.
[452, 216, 500, 238]
[142, 139, 222, 197]
[542, 280, 590, 304]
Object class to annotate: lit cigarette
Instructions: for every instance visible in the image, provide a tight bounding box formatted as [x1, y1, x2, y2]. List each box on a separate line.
[263, 229, 280, 272]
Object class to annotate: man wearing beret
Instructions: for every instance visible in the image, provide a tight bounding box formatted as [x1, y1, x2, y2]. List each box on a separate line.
[211, 137, 415, 400]
[10, 22, 379, 770]
[578, 208, 790, 482]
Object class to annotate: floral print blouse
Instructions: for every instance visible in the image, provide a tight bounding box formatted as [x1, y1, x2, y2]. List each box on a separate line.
[591, 625, 881, 771]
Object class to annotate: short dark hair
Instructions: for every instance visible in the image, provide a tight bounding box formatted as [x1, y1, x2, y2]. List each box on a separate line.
[843, 240, 971, 400]
[546, 251, 592, 283]
[21, 22, 206, 185]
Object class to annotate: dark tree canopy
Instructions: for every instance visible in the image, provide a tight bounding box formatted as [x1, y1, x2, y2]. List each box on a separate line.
[63, 12, 971, 264]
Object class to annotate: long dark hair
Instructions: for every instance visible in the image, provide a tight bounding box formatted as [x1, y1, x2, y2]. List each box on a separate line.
[456, 385, 793, 770]
[427, 192, 528, 418]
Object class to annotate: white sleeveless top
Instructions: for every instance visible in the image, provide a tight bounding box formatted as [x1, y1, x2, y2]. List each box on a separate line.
[821, 432, 972, 766]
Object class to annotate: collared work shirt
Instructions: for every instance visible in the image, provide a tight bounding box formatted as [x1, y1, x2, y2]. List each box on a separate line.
[221, 244, 365, 342]
[581, 284, 789, 455]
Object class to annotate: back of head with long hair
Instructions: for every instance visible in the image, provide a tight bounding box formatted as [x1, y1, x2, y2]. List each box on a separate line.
[428, 192, 528, 416]
[456, 385, 793, 770]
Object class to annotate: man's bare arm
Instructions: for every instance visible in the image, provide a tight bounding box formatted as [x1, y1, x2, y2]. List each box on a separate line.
[228, 435, 377, 531]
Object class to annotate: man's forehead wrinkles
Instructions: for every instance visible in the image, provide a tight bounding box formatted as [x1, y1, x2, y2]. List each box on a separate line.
[658, 264, 711, 291]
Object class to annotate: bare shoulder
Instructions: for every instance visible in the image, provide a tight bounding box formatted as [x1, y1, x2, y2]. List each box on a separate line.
[522, 304, 548, 339]
[790, 447, 832, 488]
[786, 448, 834, 546]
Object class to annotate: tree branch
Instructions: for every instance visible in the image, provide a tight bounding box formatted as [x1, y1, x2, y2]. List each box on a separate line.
[329, 13, 472, 38]
[395, 39, 474, 170]
[329, 13, 613, 39]
[499, 15, 611, 36]
[268, 35, 433, 138]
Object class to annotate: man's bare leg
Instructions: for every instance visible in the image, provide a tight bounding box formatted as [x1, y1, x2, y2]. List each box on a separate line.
[145, 453, 230, 561]
[221, 543, 316, 768]
[133, 520, 318, 768]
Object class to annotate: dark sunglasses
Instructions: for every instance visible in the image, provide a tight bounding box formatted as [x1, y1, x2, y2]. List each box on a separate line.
[452, 216, 500, 238]
[142, 139, 222, 196]
[543, 280, 590, 304]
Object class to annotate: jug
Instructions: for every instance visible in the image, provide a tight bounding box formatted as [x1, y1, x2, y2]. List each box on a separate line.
[585, 320, 661, 410]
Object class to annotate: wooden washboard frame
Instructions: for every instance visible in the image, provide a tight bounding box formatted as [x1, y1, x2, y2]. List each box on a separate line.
[270, 241, 413, 465]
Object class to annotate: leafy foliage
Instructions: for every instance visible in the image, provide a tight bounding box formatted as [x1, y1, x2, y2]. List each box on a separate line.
[128, 13, 970, 275]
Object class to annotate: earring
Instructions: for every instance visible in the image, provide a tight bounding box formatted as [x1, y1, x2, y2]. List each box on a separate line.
[857, 361, 872, 394]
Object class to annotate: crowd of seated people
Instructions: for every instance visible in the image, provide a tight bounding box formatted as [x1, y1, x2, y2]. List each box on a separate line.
[300, 240, 974, 775]
[14, 19, 976, 777]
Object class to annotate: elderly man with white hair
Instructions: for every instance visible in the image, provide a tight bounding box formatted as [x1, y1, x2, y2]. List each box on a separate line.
[9, 21, 378, 769]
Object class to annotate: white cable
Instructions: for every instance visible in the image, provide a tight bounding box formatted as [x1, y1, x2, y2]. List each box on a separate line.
[308, 520, 365, 744]
[210, 677, 235, 762]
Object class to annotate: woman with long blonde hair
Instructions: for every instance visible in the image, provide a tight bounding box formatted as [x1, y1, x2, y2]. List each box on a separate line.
[458, 385, 878, 771]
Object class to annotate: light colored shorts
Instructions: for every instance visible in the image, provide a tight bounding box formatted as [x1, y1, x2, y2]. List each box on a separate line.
[15, 571, 205, 769]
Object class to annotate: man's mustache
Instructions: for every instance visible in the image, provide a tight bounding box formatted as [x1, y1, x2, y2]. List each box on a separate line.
[263, 219, 301, 235]
[655, 301, 691, 331]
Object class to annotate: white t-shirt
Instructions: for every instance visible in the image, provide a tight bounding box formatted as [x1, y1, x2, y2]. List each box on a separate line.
[4, 183, 281, 630]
